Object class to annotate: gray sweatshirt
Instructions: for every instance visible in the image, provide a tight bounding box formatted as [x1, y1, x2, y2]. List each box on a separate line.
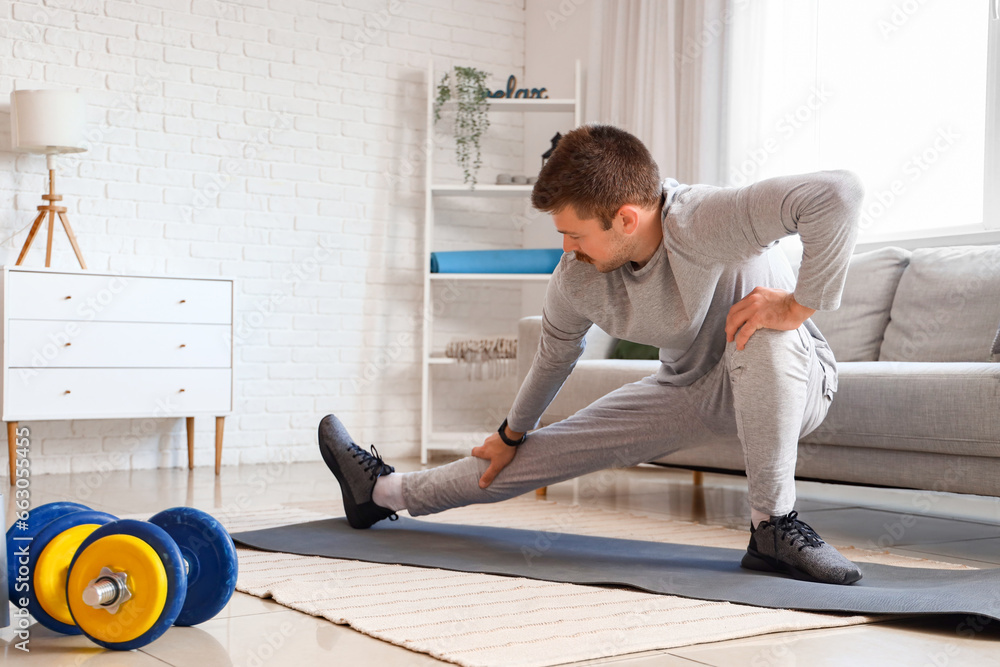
[507, 170, 864, 433]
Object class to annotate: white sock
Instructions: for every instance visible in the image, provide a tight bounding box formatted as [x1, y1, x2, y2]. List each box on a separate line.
[372, 473, 406, 512]
[750, 508, 771, 529]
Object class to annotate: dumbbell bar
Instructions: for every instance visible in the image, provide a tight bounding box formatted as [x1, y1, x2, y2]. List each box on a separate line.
[6, 502, 238, 650]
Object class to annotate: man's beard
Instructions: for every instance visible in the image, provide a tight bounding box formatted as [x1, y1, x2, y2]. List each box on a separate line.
[574, 235, 635, 273]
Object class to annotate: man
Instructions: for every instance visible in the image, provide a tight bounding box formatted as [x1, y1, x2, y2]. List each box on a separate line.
[320, 124, 865, 585]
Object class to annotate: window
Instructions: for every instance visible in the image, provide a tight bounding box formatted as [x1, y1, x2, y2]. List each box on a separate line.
[725, 1, 999, 244]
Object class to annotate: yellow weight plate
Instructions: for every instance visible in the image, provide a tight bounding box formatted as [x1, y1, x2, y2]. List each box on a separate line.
[67, 534, 169, 643]
[34, 524, 103, 626]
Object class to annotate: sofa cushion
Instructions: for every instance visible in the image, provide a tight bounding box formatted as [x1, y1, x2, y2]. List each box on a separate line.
[808, 246, 911, 362]
[612, 340, 660, 360]
[800, 361, 1000, 458]
[580, 324, 618, 360]
[879, 245, 1000, 362]
[516, 317, 618, 384]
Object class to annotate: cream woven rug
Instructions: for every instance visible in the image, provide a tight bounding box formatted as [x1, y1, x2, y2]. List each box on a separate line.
[222, 499, 968, 667]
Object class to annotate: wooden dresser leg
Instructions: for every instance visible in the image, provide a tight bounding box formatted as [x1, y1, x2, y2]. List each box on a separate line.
[186, 417, 195, 471]
[215, 416, 225, 475]
[692, 471, 704, 486]
[7, 422, 17, 485]
[535, 486, 547, 498]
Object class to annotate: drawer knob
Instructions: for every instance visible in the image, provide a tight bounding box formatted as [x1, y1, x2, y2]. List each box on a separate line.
[179, 299, 187, 304]
[179, 388, 186, 393]
[64, 390, 71, 395]
[65, 343, 72, 347]
[179, 344, 187, 348]
[65, 296, 72, 300]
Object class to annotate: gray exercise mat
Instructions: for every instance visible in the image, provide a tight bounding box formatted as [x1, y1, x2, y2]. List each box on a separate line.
[232, 516, 1000, 622]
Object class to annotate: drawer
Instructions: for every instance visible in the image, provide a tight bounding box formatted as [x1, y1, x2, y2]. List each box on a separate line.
[4, 368, 232, 420]
[7, 320, 232, 369]
[6, 271, 232, 324]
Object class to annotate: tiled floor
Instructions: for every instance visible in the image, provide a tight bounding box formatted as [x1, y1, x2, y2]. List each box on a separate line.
[3, 458, 1000, 665]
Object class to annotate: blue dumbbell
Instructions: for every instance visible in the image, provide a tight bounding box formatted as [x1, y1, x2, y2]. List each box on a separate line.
[6, 503, 238, 650]
[65, 507, 238, 650]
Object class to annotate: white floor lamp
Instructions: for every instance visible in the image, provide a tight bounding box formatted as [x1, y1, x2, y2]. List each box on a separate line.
[10, 88, 89, 269]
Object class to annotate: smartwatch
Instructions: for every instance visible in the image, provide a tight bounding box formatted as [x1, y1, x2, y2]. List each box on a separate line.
[497, 418, 526, 447]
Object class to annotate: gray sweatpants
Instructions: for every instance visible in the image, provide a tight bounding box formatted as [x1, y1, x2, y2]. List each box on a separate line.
[402, 325, 834, 518]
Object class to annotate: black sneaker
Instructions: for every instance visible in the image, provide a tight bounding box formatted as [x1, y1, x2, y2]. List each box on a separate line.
[741, 511, 862, 585]
[318, 414, 398, 529]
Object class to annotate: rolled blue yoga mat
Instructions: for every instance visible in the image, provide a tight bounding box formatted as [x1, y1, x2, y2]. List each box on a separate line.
[430, 249, 564, 274]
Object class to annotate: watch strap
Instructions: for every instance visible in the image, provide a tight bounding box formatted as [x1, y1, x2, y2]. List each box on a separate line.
[498, 418, 526, 447]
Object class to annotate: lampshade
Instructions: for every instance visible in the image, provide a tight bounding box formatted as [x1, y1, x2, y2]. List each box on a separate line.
[10, 89, 88, 155]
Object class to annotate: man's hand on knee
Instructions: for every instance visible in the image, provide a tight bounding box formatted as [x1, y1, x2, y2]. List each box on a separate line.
[472, 432, 518, 489]
[725, 287, 816, 350]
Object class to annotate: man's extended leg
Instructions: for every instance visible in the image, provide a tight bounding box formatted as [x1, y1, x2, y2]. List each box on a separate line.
[323, 372, 737, 523]
[394, 327, 830, 518]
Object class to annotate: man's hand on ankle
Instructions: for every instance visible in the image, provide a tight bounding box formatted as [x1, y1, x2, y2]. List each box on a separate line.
[472, 430, 520, 489]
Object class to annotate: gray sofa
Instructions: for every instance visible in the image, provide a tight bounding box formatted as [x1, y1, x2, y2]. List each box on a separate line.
[517, 245, 1000, 497]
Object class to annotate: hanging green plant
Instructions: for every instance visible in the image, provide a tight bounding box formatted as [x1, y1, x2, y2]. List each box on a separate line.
[433, 66, 491, 186]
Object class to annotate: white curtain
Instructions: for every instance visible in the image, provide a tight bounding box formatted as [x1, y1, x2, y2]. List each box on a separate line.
[587, 0, 731, 185]
[723, 0, 990, 240]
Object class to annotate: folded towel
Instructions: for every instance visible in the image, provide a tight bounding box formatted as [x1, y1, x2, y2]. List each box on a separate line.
[446, 336, 517, 380]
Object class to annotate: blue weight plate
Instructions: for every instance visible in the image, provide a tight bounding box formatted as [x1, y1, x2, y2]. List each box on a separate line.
[67, 519, 187, 651]
[148, 507, 238, 627]
[6, 502, 91, 610]
[25, 510, 118, 635]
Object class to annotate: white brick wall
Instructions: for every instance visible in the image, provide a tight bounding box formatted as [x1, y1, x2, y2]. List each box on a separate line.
[0, 0, 529, 477]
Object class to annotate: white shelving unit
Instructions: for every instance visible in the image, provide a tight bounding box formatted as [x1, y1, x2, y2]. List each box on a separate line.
[421, 61, 581, 463]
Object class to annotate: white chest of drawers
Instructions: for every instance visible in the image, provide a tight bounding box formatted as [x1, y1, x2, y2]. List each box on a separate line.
[1, 266, 235, 482]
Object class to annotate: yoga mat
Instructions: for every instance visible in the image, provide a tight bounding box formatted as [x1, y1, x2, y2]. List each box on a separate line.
[233, 516, 1000, 623]
[430, 249, 563, 274]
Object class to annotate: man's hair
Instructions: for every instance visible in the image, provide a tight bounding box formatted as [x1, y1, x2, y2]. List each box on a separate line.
[531, 124, 661, 230]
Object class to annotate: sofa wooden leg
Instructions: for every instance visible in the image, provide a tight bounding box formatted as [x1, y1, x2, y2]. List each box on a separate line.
[535, 487, 547, 497]
[692, 471, 703, 486]
[186, 417, 195, 471]
[215, 416, 225, 476]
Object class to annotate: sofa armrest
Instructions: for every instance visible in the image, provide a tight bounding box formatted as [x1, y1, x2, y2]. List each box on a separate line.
[518, 316, 620, 385]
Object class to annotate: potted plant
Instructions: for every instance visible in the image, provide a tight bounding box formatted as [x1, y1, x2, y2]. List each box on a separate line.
[433, 66, 491, 186]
